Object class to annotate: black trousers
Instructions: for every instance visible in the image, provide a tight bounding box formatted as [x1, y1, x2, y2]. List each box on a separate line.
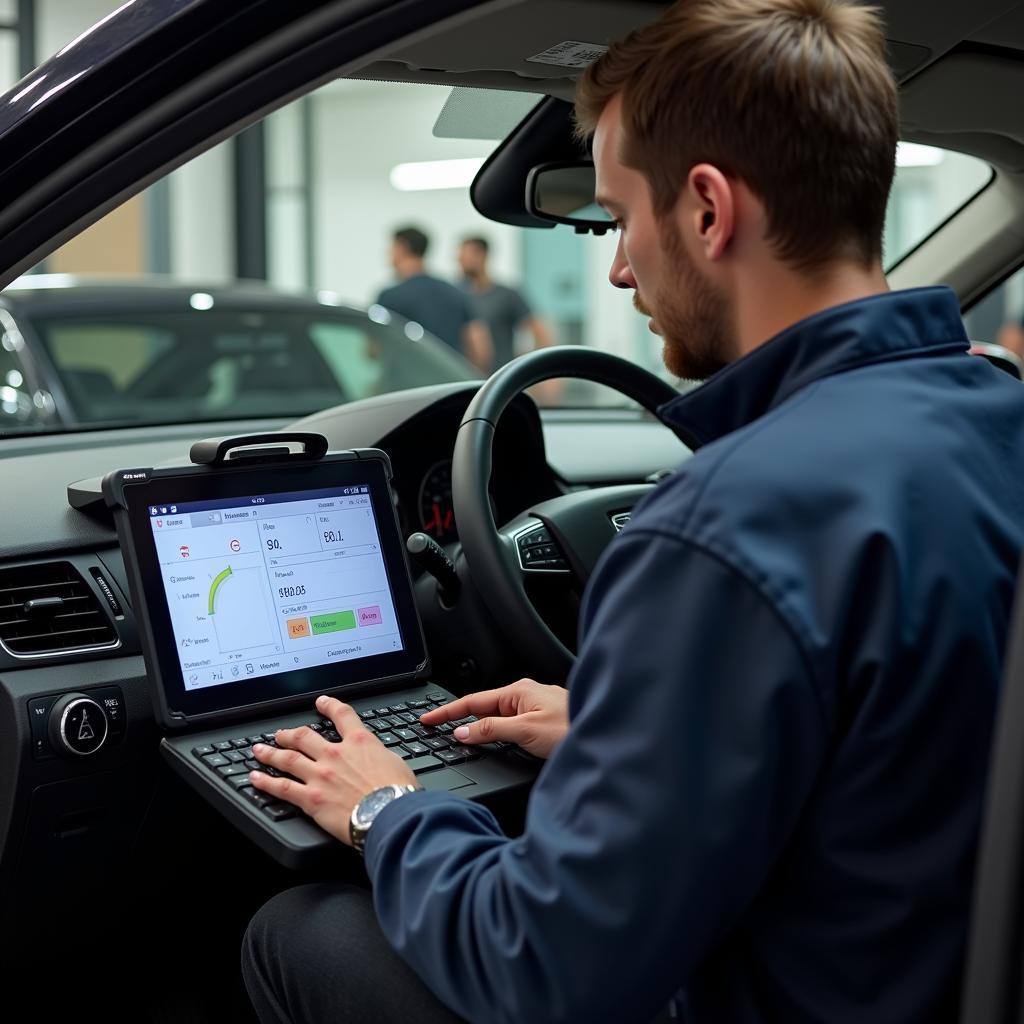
[242, 882, 676, 1024]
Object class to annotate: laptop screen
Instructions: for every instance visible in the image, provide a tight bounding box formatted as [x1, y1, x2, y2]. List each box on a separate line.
[110, 452, 427, 727]
[147, 485, 404, 693]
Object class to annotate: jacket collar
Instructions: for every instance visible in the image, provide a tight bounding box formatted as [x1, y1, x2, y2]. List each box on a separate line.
[658, 286, 969, 449]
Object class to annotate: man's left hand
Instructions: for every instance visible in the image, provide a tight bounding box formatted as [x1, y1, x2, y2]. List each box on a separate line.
[249, 695, 417, 846]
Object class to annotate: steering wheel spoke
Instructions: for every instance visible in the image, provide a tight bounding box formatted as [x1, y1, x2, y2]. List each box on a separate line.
[507, 517, 572, 576]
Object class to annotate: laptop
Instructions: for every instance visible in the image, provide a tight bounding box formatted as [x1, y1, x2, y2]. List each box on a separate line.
[102, 433, 540, 869]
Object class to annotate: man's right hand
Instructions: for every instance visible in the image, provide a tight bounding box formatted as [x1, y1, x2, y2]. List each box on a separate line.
[420, 678, 569, 760]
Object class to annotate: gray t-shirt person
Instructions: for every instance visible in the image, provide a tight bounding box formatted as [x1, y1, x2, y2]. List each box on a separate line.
[461, 281, 532, 368]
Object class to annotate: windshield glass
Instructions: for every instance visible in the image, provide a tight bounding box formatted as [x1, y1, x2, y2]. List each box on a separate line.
[0, 79, 994, 435]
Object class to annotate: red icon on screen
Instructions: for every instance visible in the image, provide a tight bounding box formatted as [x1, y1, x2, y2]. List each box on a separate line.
[155, 520, 163, 528]
[179, 545, 190, 559]
[229, 539, 241, 552]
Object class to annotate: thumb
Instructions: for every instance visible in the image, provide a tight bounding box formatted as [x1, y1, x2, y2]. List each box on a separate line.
[453, 716, 529, 747]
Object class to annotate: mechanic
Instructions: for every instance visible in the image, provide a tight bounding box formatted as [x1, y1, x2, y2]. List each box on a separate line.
[377, 225, 493, 372]
[242, 1, 1024, 1021]
[457, 235, 556, 368]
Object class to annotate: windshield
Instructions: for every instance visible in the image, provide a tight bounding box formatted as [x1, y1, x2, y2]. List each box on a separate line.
[0, 78, 994, 435]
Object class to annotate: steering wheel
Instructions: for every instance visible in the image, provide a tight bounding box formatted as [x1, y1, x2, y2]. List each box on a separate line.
[452, 346, 687, 681]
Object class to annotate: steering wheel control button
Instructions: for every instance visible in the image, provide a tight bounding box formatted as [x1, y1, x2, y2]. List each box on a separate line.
[516, 524, 570, 573]
[49, 694, 109, 756]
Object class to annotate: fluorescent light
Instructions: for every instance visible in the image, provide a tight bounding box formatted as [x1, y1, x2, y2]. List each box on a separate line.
[390, 157, 487, 192]
[189, 292, 215, 311]
[6, 370, 23, 388]
[896, 142, 944, 168]
[368, 304, 392, 325]
[404, 321, 425, 341]
[317, 290, 342, 306]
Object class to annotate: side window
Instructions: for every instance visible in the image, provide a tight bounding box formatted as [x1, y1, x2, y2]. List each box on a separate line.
[965, 267, 1024, 360]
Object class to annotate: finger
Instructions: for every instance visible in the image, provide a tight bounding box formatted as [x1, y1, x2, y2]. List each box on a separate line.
[249, 770, 309, 812]
[274, 724, 329, 759]
[452, 715, 529, 746]
[252, 740, 316, 781]
[420, 687, 515, 724]
[315, 694, 367, 738]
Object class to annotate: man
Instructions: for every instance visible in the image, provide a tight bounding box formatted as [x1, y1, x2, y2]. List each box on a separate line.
[457, 236, 556, 368]
[242, 1, 1024, 1021]
[377, 226, 493, 372]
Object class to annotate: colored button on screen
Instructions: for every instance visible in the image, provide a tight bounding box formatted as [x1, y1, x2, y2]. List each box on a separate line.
[357, 605, 382, 626]
[287, 617, 311, 639]
[310, 611, 357, 635]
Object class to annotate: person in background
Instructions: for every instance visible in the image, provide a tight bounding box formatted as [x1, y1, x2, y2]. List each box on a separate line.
[457, 236, 556, 368]
[377, 226, 492, 372]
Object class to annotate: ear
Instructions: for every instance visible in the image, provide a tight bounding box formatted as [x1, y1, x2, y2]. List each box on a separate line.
[684, 163, 735, 262]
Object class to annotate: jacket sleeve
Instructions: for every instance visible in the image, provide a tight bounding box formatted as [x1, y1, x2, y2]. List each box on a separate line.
[365, 530, 828, 1024]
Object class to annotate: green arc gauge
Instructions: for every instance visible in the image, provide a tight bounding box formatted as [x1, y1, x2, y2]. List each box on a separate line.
[208, 566, 232, 614]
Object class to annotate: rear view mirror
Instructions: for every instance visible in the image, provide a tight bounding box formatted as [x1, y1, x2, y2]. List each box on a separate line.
[525, 161, 613, 234]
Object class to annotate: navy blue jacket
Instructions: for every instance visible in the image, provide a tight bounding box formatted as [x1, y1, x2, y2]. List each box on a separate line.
[366, 287, 1024, 1023]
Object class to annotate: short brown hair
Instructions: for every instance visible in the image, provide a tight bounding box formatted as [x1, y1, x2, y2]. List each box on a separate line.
[575, 0, 898, 270]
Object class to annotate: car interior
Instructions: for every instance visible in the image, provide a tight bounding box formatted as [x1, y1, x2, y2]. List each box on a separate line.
[5, 0, 1024, 1020]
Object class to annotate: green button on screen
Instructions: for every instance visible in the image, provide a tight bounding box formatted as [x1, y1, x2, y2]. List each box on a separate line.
[310, 611, 357, 635]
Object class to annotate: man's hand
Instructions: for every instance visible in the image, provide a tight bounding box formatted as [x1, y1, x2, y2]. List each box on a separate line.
[249, 695, 417, 846]
[420, 678, 569, 760]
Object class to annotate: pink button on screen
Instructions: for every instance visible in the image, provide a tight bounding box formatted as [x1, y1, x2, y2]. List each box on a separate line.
[357, 605, 382, 626]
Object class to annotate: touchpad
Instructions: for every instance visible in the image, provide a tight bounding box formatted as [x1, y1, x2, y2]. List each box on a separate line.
[419, 768, 476, 792]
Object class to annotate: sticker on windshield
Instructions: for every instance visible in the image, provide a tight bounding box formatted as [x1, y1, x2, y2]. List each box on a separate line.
[527, 41, 608, 68]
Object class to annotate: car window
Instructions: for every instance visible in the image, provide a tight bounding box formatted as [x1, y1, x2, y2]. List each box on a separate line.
[2, 78, 994, 433]
[27, 308, 476, 426]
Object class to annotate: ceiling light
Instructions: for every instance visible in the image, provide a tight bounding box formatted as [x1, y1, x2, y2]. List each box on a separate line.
[896, 142, 944, 168]
[390, 157, 487, 192]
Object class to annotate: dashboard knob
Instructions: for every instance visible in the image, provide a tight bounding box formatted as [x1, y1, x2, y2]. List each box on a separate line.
[48, 693, 109, 757]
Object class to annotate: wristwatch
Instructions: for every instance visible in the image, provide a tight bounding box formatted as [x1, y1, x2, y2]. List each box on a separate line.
[350, 783, 422, 855]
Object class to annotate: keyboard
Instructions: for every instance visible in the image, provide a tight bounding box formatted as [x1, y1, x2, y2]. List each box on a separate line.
[188, 691, 492, 823]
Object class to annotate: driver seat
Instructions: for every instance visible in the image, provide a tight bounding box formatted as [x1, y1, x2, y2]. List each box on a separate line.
[960, 560, 1024, 1022]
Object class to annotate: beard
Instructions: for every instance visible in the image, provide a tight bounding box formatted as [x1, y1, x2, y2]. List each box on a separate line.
[635, 226, 732, 381]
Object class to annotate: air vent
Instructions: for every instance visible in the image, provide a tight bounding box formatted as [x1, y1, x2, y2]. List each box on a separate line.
[0, 561, 119, 657]
[610, 512, 631, 533]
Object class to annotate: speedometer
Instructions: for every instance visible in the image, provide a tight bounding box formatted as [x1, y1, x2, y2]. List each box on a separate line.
[419, 460, 457, 543]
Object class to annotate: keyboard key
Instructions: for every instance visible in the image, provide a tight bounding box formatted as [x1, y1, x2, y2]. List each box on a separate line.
[241, 787, 272, 808]
[323, 730, 341, 743]
[202, 753, 229, 768]
[436, 723, 454, 734]
[437, 749, 465, 765]
[214, 741, 234, 753]
[452, 745, 482, 761]
[407, 699, 429, 709]
[397, 711, 418, 724]
[402, 741, 430, 757]
[395, 747, 413, 759]
[377, 732, 401, 747]
[240, 746, 254, 759]
[308, 723, 324, 733]
[262, 732, 278, 743]
[394, 728, 418, 742]
[406, 754, 443, 773]
[389, 703, 409, 712]
[410, 724, 431, 738]
[359, 710, 376, 721]
[244, 759, 261, 771]
[263, 801, 296, 821]
[217, 763, 251, 777]
[425, 692, 445, 702]
[224, 749, 246, 763]
[374, 707, 391, 716]
[228, 774, 255, 790]
[424, 737, 451, 751]
[231, 738, 249, 749]
[192, 745, 215, 758]
[365, 719, 390, 732]
[247, 735, 266, 746]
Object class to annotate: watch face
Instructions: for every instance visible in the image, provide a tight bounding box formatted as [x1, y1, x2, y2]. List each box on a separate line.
[355, 785, 400, 829]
